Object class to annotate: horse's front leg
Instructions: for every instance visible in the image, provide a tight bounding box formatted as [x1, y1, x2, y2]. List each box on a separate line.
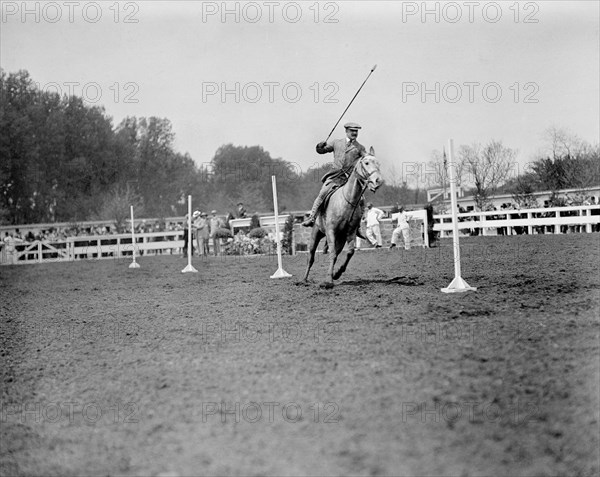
[321, 251, 338, 289]
[333, 236, 356, 280]
[302, 227, 324, 282]
[321, 230, 341, 289]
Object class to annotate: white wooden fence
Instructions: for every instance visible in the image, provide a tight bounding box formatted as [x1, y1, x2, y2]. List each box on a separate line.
[2, 207, 598, 265]
[433, 204, 600, 237]
[0, 215, 292, 265]
[0, 231, 186, 265]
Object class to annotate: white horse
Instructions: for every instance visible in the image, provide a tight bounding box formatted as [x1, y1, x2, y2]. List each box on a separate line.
[302, 148, 383, 287]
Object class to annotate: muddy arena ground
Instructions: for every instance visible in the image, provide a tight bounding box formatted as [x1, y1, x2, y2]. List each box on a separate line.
[1, 234, 599, 476]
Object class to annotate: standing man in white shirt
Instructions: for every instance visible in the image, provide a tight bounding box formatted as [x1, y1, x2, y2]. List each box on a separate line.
[2, 232, 22, 264]
[365, 203, 384, 248]
[390, 206, 412, 250]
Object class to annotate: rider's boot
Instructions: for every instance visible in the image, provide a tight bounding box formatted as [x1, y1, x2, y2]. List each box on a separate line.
[302, 192, 326, 227]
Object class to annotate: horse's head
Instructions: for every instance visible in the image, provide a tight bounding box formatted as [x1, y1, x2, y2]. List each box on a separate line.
[356, 147, 383, 192]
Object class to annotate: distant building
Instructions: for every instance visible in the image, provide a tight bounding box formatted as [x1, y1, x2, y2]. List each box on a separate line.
[427, 186, 465, 203]
[428, 186, 600, 212]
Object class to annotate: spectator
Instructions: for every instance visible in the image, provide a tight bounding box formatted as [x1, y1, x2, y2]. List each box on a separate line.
[425, 203, 437, 247]
[209, 210, 223, 256]
[224, 212, 235, 229]
[390, 206, 412, 250]
[195, 212, 210, 256]
[237, 202, 247, 218]
[2, 232, 22, 265]
[181, 213, 196, 257]
[591, 196, 600, 232]
[355, 211, 367, 250]
[365, 203, 384, 248]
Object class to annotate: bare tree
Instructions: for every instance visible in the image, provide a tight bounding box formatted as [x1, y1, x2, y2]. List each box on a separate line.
[426, 148, 468, 201]
[427, 150, 447, 191]
[96, 183, 144, 233]
[459, 140, 518, 211]
[382, 160, 403, 188]
[544, 126, 587, 160]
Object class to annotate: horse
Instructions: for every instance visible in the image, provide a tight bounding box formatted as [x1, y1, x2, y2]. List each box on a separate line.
[302, 147, 383, 288]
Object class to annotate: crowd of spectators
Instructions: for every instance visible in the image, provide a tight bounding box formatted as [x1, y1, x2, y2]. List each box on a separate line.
[0, 219, 205, 244]
[0, 202, 254, 261]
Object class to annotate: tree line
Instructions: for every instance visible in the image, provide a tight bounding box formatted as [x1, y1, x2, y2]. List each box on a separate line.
[0, 69, 428, 226]
[1, 69, 598, 226]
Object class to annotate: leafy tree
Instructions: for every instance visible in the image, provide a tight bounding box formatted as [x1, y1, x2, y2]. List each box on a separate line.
[207, 144, 300, 212]
[114, 116, 198, 217]
[527, 128, 599, 193]
[510, 173, 539, 209]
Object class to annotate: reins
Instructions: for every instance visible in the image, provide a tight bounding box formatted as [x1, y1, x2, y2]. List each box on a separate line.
[342, 157, 376, 215]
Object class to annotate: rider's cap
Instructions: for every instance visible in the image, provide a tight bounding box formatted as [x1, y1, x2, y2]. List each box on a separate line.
[344, 122, 361, 130]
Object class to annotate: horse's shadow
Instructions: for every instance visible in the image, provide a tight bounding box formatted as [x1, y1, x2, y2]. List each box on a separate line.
[339, 276, 423, 287]
[295, 276, 423, 287]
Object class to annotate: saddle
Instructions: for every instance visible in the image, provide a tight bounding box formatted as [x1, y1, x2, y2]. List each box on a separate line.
[321, 185, 340, 210]
[319, 181, 365, 218]
[320, 168, 351, 210]
[321, 167, 352, 185]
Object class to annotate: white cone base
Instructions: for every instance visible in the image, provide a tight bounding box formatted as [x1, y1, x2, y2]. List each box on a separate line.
[129, 261, 140, 269]
[270, 267, 292, 279]
[441, 276, 477, 293]
[181, 264, 198, 273]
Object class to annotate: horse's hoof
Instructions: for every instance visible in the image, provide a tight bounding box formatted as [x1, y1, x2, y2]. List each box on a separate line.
[319, 282, 334, 289]
[295, 280, 309, 287]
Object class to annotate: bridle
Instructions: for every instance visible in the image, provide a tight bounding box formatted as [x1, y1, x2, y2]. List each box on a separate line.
[355, 155, 379, 184]
[343, 155, 379, 212]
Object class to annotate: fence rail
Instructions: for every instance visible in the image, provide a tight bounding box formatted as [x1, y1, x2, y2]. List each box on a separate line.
[433, 204, 600, 236]
[1, 215, 293, 265]
[1, 231, 187, 266]
[2, 206, 599, 265]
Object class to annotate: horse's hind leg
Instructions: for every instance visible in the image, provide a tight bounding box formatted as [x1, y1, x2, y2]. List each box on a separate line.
[302, 228, 324, 282]
[333, 237, 356, 280]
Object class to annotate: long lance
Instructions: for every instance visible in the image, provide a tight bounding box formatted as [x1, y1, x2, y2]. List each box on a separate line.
[324, 64, 377, 142]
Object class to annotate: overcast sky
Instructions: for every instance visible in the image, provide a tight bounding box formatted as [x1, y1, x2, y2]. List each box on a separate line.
[2, 1, 599, 185]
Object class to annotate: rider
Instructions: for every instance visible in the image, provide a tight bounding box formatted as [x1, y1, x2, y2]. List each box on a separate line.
[302, 122, 368, 230]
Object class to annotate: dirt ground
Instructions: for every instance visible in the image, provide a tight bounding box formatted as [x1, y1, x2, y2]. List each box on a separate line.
[1, 234, 599, 477]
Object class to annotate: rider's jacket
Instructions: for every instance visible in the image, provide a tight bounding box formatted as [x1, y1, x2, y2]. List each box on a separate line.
[316, 138, 367, 185]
